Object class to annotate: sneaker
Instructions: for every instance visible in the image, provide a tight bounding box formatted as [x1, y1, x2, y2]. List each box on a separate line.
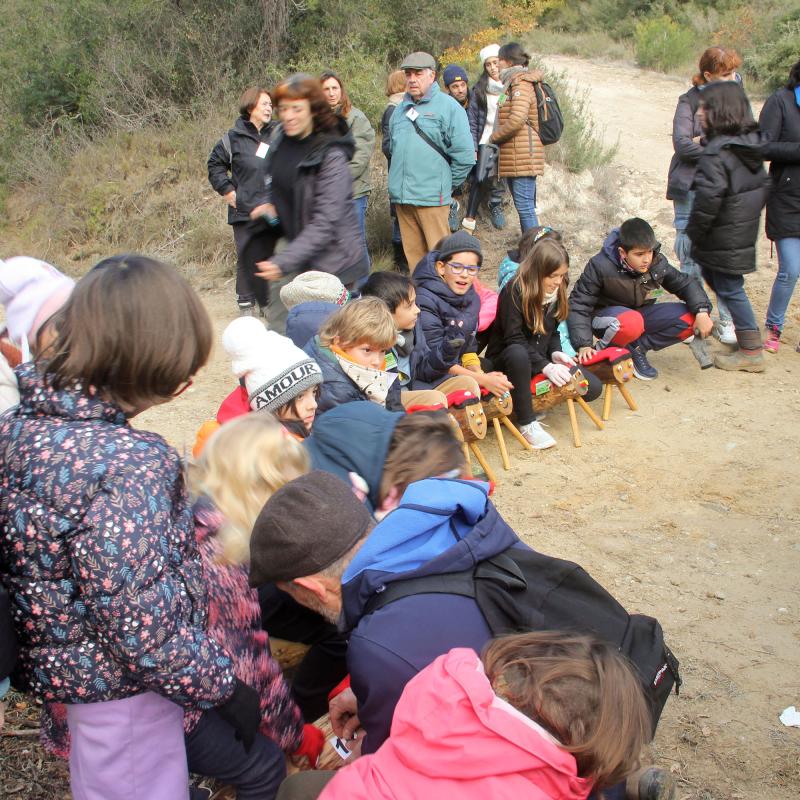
[238, 300, 256, 317]
[630, 345, 658, 380]
[489, 204, 506, 230]
[448, 199, 460, 233]
[764, 324, 780, 353]
[461, 217, 476, 233]
[716, 319, 737, 345]
[519, 421, 556, 449]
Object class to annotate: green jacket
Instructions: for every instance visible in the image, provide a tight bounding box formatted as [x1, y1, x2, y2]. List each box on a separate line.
[347, 107, 376, 199]
[387, 83, 475, 207]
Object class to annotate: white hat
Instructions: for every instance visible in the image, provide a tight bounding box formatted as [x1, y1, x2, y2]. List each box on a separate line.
[479, 44, 500, 64]
[222, 317, 322, 414]
[280, 270, 350, 311]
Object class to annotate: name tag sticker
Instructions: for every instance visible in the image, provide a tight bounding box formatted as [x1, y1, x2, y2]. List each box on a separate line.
[255, 142, 269, 158]
[405, 107, 420, 122]
[330, 736, 353, 760]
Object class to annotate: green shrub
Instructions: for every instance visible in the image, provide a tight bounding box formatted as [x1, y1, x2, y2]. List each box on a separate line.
[634, 15, 696, 72]
[745, 11, 800, 92]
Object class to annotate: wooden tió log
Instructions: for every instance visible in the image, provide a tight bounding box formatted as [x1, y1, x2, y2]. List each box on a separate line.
[532, 369, 589, 414]
[448, 400, 488, 442]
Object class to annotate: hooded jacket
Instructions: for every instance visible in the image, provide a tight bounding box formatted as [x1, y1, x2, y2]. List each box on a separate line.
[345, 107, 375, 199]
[685, 131, 768, 275]
[759, 87, 800, 241]
[0, 364, 236, 707]
[207, 116, 278, 224]
[319, 648, 592, 800]
[413, 251, 480, 387]
[340, 478, 521, 752]
[285, 301, 340, 349]
[303, 402, 404, 513]
[567, 229, 711, 349]
[264, 120, 368, 285]
[389, 316, 457, 390]
[304, 336, 404, 415]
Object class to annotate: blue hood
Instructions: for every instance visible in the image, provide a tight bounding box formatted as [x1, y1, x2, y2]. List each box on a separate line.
[413, 251, 480, 313]
[601, 228, 622, 267]
[285, 301, 339, 349]
[341, 477, 520, 629]
[303, 402, 404, 511]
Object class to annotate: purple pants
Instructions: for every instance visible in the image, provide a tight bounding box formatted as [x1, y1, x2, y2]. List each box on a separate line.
[67, 691, 189, 800]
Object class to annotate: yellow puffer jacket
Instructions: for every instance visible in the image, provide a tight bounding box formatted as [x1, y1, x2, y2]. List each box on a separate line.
[491, 70, 545, 178]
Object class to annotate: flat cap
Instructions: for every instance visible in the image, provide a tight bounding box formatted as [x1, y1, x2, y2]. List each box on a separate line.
[400, 52, 437, 71]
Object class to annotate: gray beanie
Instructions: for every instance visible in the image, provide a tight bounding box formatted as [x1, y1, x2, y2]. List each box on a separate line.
[436, 231, 483, 266]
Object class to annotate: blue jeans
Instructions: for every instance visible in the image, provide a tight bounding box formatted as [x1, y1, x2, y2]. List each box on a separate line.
[765, 237, 800, 331]
[353, 195, 371, 268]
[700, 268, 757, 332]
[507, 176, 538, 232]
[673, 194, 731, 323]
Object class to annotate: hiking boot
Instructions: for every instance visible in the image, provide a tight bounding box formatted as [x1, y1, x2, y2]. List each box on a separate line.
[687, 336, 713, 369]
[519, 421, 556, 449]
[630, 345, 658, 380]
[713, 329, 765, 372]
[448, 199, 461, 232]
[763, 324, 781, 353]
[625, 766, 676, 800]
[461, 217, 477, 233]
[489, 204, 506, 229]
[715, 319, 737, 345]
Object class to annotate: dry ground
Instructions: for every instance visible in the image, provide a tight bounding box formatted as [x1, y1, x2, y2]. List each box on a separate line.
[2, 55, 799, 799]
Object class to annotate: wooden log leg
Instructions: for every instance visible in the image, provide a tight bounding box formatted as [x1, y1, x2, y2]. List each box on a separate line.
[576, 396, 604, 430]
[469, 442, 497, 484]
[618, 382, 638, 411]
[602, 383, 613, 421]
[462, 443, 473, 476]
[501, 415, 533, 451]
[492, 418, 511, 470]
[566, 398, 581, 448]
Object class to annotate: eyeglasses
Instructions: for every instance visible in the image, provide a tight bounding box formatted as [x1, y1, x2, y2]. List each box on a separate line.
[446, 261, 481, 276]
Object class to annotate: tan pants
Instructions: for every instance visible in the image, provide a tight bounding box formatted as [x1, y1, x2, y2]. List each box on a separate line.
[402, 375, 481, 410]
[395, 204, 450, 273]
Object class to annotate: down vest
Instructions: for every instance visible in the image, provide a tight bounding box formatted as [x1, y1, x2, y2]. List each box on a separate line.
[685, 132, 768, 275]
[491, 68, 545, 178]
[0, 364, 236, 707]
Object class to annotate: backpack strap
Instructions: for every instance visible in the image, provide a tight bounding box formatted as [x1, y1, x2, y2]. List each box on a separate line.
[410, 118, 453, 166]
[362, 568, 475, 617]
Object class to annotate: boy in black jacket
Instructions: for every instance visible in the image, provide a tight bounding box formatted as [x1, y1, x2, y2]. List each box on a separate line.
[568, 218, 713, 380]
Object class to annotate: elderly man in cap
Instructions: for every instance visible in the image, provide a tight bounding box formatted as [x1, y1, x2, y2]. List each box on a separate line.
[386, 52, 475, 272]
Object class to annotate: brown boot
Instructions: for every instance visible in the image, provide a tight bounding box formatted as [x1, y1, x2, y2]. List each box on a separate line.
[713, 328, 765, 372]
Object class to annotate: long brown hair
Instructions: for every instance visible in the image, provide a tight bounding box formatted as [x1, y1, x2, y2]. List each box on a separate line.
[512, 238, 569, 334]
[692, 46, 741, 86]
[272, 73, 340, 134]
[320, 70, 352, 117]
[482, 631, 651, 790]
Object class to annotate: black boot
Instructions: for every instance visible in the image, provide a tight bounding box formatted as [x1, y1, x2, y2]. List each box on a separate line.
[392, 241, 409, 275]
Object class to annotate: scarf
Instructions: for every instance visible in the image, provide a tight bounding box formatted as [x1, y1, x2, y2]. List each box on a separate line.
[543, 288, 558, 306]
[332, 347, 398, 406]
[487, 77, 504, 96]
[500, 65, 528, 87]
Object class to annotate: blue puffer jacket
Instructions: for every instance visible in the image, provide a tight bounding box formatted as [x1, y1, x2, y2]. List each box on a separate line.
[387, 84, 475, 207]
[285, 301, 340, 349]
[341, 478, 522, 753]
[413, 251, 480, 388]
[304, 337, 404, 415]
[0, 364, 236, 707]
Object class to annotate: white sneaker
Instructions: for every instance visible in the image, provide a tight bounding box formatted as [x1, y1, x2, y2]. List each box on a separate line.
[716, 320, 736, 345]
[461, 217, 477, 233]
[519, 421, 556, 449]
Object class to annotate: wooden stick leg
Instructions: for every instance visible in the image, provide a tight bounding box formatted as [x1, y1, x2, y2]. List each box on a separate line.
[576, 396, 604, 430]
[602, 384, 613, 421]
[618, 382, 638, 411]
[566, 398, 581, 448]
[492, 418, 511, 470]
[462, 443, 473, 477]
[469, 442, 497, 484]
[501, 415, 533, 451]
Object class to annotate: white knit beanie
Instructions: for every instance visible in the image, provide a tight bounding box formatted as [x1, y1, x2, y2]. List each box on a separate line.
[222, 317, 323, 413]
[479, 44, 500, 65]
[280, 271, 350, 311]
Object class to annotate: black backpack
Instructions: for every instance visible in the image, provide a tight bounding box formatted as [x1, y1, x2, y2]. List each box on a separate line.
[533, 81, 564, 145]
[364, 547, 680, 737]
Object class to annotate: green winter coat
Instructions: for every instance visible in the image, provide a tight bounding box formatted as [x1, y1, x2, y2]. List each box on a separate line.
[346, 107, 376, 199]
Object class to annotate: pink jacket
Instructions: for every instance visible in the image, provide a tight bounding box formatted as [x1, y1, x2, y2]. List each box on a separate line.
[319, 648, 593, 800]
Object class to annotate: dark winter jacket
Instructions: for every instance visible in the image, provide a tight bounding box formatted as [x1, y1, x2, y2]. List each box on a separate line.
[666, 86, 704, 201]
[380, 94, 405, 163]
[467, 89, 488, 151]
[0, 364, 237, 707]
[486, 282, 562, 375]
[568, 229, 711, 349]
[759, 87, 800, 241]
[264, 120, 368, 286]
[207, 117, 278, 224]
[341, 478, 520, 753]
[686, 132, 768, 275]
[388, 317, 456, 391]
[413, 252, 481, 388]
[304, 337, 404, 415]
[285, 301, 340, 349]
[304, 402, 404, 513]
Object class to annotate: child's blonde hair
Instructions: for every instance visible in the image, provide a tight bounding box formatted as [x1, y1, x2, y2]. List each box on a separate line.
[319, 296, 397, 350]
[191, 414, 309, 564]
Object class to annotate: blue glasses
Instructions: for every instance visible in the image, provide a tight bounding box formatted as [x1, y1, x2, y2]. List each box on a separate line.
[446, 261, 481, 276]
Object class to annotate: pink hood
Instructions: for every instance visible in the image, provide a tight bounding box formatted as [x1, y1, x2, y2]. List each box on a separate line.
[319, 648, 593, 800]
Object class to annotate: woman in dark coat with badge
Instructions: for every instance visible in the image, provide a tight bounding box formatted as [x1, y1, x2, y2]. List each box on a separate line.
[208, 86, 278, 316]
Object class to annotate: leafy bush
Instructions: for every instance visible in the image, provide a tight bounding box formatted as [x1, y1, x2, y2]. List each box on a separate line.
[634, 15, 696, 72]
[745, 11, 800, 92]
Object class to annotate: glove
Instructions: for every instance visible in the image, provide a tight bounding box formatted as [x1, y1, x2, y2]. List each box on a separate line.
[292, 723, 325, 768]
[542, 362, 573, 387]
[551, 351, 576, 367]
[444, 319, 466, 352]
[216, 679, 261, 753]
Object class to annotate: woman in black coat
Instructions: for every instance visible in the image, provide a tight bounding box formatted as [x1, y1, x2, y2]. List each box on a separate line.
[760, 59, 800, 354]
[686, 81, 768, 371]
[208, 86, 278, 316]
